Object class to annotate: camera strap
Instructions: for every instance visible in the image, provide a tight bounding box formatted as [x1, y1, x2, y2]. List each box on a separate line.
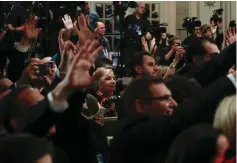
[2, 3, 15, 31]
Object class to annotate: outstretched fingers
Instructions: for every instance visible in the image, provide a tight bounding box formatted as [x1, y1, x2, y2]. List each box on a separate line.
[65, 40, 78, 54]
[58, 28, 66, 44]
[89, 45, 103, 64]
[80, 14, 87, 27]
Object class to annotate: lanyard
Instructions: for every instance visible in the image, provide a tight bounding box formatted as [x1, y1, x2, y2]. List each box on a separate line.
[2, 4, 15, 31]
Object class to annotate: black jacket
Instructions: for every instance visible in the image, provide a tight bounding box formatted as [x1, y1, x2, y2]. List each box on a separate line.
[179, 42, 236, 87]
[52, 90, 109, 163]
[108, 75, 236, 163]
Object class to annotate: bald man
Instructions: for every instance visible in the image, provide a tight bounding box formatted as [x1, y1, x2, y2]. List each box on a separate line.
[94, 21, 110, 57]
[123, 2, 150, 76]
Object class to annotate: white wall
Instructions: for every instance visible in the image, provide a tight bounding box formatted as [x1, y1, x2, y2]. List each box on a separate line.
[230, 1, 236, 20]
[198, 1, 221, 25]
[176, 1, 189, 40]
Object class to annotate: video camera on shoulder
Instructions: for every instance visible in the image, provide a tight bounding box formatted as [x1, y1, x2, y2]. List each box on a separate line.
[182, 17, 201, 34]
[146, 21, 168, 42]
[210, 8, 223, 25]
[229, 20, 236, 28]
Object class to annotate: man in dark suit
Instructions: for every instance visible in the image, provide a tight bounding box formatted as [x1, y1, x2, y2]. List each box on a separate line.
[176, 36, 220, 76]
[108, 73, 236, 163]
[108, 42, 236, 163]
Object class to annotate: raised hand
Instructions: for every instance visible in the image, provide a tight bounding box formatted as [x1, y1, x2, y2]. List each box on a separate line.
[141, 37, 149, 51]
[58, 29, 78, 75]
[74, 14, 99, 45]
[226, 28, 236, 46]
[51, 40, 103, 102]
[63, 40, 103, 89]
[175, 47, 185, 62]
[211, 26, 217, 34]
[62, 14, 73, 30]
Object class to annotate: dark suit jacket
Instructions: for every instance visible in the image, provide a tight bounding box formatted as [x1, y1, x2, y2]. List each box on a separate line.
[176, 42, 236, 87]
[108, 76, 236, 163]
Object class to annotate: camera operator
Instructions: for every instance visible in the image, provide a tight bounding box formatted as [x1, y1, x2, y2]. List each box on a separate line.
[0, 2, 28, 78]
[149, 31, 169, 53]
[123, 2, 150, 76]
[182, 19, 202, 47]
[210, 17, 224, 50]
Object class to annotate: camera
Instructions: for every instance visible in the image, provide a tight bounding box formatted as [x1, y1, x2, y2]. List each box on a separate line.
[229, 20, 236, 28]
[146, 22, 168, 42]
[103, 95, 121, 109]
[37, 62, 54, 76]
[113, 1, 137, 16]
[25, 2, 79, 30]
[210, 8, 223, 25]
[182, 17, 201, 34]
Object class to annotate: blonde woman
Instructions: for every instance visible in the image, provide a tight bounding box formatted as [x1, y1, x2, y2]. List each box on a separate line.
[213, 95, 236, 163]
[93, 67, 117, 117]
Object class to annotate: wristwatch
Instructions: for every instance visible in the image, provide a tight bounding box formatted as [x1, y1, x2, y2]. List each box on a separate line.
[169, 62, 177, 69]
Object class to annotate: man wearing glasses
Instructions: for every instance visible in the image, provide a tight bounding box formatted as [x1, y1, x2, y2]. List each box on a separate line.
[117, 77, 177, 119]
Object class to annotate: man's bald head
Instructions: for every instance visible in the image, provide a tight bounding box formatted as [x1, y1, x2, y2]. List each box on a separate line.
[136, 2, 145, 15]
[95, 21, 106, 36]
[0, 78, 13, 88]
[1, 87, 45, 132]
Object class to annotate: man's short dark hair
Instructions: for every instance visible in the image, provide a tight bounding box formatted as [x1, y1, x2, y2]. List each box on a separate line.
[121, 76, 164, 117]
[165, 76, 201, 105]
[95, 57, 113, 69]
[185, 36, 216, 63]
[130, 51, 152, 77]
[0, 134, 54, 163]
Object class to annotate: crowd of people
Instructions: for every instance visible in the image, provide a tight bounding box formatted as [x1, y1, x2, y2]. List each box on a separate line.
[0, 1, 236, 163]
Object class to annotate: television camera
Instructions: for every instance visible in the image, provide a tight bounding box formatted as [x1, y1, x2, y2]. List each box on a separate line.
[211, 8, 223, 25]
[182, 17, 201, 34]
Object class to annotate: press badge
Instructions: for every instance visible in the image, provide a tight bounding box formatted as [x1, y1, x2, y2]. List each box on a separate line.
[136, 26, 142, 35]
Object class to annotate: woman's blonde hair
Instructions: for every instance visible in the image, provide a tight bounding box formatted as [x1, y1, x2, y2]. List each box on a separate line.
[213, 94, 236, 144]
[95, 67, 114, 85]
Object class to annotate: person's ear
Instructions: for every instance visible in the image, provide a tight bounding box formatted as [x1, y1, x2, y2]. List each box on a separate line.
[135, 66, 142, 75]
[135, 99, 144, 113]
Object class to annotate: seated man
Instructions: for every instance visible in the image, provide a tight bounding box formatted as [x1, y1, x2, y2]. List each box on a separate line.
[109, 73, 236, 163]
[130, 51, 158, 78]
